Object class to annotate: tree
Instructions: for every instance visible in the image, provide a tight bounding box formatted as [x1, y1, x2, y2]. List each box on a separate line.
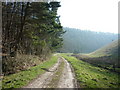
[2, 1, 65, 74]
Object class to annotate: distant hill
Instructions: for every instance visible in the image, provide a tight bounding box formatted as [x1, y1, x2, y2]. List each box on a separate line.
[89, 39, 119, 57]
[73, 39, 120, 73]
[59, 27, 118, 53]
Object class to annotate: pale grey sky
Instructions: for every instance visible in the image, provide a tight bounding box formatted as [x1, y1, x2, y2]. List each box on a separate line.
[58, 0, 119, 33]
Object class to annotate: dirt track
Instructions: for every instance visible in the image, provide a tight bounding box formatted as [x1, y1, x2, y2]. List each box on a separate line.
[24, 57, 77, 88]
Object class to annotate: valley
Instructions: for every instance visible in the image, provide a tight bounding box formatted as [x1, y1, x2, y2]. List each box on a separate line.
[1, 1, 119, 89]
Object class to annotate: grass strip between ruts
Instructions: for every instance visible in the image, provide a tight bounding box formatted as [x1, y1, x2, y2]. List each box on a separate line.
[47, 59, 65, 88]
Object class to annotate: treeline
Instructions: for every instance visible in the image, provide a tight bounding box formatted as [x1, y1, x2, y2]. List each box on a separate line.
[59, 27, 118, 53]
[2, 2, 64, 74]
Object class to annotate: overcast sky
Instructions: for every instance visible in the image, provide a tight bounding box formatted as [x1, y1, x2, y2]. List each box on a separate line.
[57, 0, 119, 33]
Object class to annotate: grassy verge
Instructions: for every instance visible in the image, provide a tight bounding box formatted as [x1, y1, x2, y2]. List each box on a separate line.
[62, 54, 120, 88]
[74, 54, 120, 73]
[0, 79, 2, 90]
[2, 55, 58, 89]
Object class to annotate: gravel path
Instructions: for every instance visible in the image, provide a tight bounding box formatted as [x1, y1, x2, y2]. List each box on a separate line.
[24, 57, 77, 88]
[58, 57, 77, 88]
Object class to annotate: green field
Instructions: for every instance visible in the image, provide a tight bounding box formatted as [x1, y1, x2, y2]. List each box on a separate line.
[73, 40, 120, 73]
[62, 54, 120, 88]
[2, 55, 58, 89]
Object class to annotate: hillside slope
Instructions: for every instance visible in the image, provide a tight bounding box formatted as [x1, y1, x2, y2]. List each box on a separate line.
[74, 39, 120, 73]
[60, 27, 118, 53]
[89, 39, 119, 57]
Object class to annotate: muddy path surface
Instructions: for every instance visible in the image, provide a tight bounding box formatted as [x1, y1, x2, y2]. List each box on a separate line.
[58, 57, 77, 88]
[24, 57, 77, 88]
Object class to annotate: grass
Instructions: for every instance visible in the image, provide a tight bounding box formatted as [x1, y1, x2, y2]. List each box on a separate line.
[88, 40, 119, 57]
[72, 40, 119, 73]
[0, 79, 2, 90]
[2, 55, 58, 89]
[74, 53, 120, 73]
[62, 54, 120, 88]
